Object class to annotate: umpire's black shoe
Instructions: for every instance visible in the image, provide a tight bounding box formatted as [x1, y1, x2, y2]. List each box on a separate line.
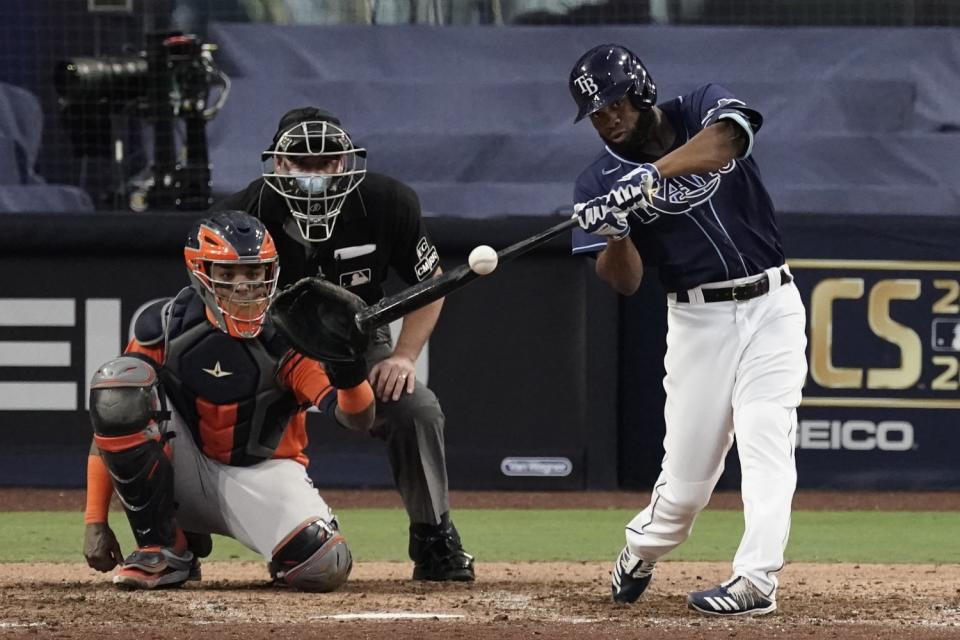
[611, 546, 655, 603]
[409, 513, 475, 582]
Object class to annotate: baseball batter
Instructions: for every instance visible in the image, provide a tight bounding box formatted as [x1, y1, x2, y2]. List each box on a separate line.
[83, 210, 373, 591]
[568, 44, 808, 615]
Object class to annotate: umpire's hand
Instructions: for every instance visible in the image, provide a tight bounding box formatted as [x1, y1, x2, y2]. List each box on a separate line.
[370, 354, 416, 402]
[84, 522, 123, 572]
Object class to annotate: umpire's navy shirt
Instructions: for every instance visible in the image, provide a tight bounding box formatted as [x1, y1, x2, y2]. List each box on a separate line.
[571, 84, 785, 293]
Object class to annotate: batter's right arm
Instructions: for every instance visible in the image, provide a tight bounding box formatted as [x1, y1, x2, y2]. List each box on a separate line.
[596, 235, 644, 296]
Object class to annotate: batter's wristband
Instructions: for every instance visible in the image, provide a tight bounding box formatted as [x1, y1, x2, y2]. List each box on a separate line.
[337, 382, 374, 414]
[84, 454, 113, 524]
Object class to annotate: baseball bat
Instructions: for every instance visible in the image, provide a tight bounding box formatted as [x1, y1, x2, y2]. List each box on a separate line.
[355, 214, 578, 332]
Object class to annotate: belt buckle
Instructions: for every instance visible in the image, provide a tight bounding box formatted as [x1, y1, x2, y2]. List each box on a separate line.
[731, 284, 746, 302]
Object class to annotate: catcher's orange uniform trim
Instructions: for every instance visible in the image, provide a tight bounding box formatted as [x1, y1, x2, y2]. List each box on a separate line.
[93, 431, 160, 452]
[337, 384, 374, 414]
[84, 455, 112, 524]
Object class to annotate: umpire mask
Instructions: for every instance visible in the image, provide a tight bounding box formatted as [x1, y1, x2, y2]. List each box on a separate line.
[263, 119, 367, 243]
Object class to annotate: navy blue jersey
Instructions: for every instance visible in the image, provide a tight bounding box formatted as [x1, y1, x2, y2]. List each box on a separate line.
[571, 84, 784, 293]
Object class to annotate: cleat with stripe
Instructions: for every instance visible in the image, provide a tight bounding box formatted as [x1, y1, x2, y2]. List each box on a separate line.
[687, 576, 776, 616]
[112, 546, 195, 590]
[611, 546, 655, 604]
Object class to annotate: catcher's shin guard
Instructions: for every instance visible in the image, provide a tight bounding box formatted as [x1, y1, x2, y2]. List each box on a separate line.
[269, 517, 352, 592]
[89, 357, 177, 549]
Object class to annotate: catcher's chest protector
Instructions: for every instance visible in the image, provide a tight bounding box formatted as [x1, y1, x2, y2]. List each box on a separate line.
[160, 289, 299, 466]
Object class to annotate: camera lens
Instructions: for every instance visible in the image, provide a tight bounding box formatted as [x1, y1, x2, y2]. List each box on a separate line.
[54, 56, 150, 105]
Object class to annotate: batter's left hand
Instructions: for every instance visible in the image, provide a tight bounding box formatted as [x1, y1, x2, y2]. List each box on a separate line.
[609, 163, 660, 215]
[369, 355, 416, 402]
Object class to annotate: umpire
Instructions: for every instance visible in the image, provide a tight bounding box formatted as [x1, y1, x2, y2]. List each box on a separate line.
[213, 107, 474, 582]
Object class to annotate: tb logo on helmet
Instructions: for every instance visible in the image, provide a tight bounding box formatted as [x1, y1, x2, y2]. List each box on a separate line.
[573, 74, 599, 97]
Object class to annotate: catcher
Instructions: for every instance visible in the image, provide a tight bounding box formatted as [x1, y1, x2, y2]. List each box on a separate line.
[82, 210, 373, 591]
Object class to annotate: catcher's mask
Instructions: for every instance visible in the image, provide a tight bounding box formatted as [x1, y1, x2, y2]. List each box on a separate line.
[262, 110, 367, 243]
[184, 210, 280, 339]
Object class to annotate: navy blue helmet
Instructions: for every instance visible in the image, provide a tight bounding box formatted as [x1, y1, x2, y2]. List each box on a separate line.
[569, 44, 657, 123]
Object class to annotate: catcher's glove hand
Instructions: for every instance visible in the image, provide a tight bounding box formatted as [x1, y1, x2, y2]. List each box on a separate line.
[268, 277, 370, 364]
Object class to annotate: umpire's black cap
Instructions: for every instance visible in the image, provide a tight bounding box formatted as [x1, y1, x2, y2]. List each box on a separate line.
[262, 106, 344, 160]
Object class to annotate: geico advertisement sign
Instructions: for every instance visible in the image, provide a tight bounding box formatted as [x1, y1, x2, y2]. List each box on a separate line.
[796, 419, 915, 451]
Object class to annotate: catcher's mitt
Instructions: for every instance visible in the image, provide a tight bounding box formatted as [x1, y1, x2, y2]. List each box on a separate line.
[268, 277, 370, 363]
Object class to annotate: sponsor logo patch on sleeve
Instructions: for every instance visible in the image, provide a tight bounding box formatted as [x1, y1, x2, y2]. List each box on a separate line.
[415, 246, 439, 281]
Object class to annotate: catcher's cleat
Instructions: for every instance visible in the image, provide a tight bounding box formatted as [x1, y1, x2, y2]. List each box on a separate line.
[611, 546, 655, 603]
[409, 516, 475, 582]
[687, 576, 776, 616]
[112, 546, 195, 590]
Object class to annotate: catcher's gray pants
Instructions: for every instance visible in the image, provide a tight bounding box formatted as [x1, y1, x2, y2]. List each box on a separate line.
[367, 331, 450, 526]
[165, 408, 336, 560]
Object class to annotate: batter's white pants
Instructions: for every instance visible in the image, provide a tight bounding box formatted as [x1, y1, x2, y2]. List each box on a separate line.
[624, 268, 807, 597]
[165, 409, 335, 561]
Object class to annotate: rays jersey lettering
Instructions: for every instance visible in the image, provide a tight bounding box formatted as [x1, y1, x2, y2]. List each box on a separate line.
[571, 83, 785, 293]
[618, 160, 738, 223]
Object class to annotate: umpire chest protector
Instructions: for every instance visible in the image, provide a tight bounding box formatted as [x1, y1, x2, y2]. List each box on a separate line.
[140, 288, 299, 466]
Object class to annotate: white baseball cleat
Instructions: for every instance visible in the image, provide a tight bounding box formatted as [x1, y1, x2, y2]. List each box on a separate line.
[687, 576, 777, 616]
[611, 546, 655, 603]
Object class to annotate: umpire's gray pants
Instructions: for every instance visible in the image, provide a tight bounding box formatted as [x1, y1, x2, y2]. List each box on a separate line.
[366, 330, 450, 526]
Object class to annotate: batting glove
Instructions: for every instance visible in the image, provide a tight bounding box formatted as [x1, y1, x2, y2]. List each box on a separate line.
[574, 195, 631, 240]
[612, 163, 695, 217]
[608, 163, 660, 214]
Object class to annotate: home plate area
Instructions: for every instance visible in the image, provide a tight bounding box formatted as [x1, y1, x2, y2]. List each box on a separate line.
[0, 561, 957, 639]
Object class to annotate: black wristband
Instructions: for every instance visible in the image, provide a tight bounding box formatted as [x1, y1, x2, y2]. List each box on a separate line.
[325, 358, 368, 389]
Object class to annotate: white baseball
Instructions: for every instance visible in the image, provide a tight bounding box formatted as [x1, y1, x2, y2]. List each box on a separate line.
[468, 245, 498, 276]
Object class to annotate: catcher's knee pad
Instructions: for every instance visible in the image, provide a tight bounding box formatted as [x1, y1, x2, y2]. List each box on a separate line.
[269, 517, 352, 592]
[89, 356, 177, 548]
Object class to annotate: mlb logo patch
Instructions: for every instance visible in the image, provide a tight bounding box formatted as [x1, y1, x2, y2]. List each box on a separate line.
[931, 318, 960, 352]
[340, 269, 371, 288]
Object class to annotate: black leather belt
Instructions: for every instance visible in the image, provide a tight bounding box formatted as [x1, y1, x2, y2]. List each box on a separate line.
[674, 269, 793, 303]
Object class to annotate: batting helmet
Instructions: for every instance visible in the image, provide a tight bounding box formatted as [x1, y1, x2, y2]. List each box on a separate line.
[569, 44, 657, 123]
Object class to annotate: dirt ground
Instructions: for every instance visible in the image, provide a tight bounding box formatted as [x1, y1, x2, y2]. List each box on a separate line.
[1, 489, 958, 639]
